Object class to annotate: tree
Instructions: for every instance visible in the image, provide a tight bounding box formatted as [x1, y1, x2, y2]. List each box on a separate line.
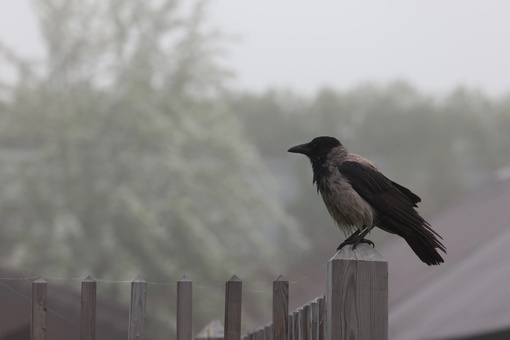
[0, 0, 305, 335]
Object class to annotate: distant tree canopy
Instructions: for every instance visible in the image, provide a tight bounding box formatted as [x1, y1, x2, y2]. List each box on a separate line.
[0, 0, 305, 334]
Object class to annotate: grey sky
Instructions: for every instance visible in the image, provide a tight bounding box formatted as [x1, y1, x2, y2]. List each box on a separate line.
[211, 0, 510, 95]
[1, 0, 510, 95]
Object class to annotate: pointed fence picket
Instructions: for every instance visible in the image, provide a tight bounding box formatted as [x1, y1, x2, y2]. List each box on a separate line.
[177, 275, 193, 340]
[25, 243, 387, 339]
[80, 276, 96, 340]
[31, 277, 47, 340]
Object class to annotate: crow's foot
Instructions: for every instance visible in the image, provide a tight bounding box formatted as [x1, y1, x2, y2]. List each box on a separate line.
[352, 238, 375, 249]
[337, 228, 374, 250]
[337, 237, 375, 250]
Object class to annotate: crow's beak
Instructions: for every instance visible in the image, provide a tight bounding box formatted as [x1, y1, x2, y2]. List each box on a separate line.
[288, 143, 311, 156]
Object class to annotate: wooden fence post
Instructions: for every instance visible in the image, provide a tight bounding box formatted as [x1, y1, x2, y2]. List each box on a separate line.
[81, 275, 97, 340]
[299, 305, 310, 340]
[224, 275, 242, 340]
[317, 296, 326, 340]
[264, 324, 272, 340]
[311, 300, 319, 340]
[326, 243, 388, 340]
[128, 276, 147, 340]
[177, 275, 192, 340]
[288, 314, 293, 340]
[272, 275, 288, 340]
[31, 277, 47, 340]
[292, 311, 299, 340]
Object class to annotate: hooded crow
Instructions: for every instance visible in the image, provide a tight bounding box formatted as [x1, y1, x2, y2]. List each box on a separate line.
[288, 136, 446, 265]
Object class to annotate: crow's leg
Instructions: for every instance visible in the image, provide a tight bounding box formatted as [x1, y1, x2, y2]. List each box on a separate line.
[337, 227, 374, 251]
[352, 227, 374, 249]
[337, 229, 361, 250]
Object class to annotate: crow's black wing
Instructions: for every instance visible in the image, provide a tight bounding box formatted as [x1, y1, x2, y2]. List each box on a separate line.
[338, 161, 420, 207]
[338, 160, 429, 236]
[338, 160, 446, 264]
[390, 180, 421, 205]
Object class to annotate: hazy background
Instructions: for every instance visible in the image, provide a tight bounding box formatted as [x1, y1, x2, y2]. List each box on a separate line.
[1, 0, 509, 337]
[3, 0, 510, 94]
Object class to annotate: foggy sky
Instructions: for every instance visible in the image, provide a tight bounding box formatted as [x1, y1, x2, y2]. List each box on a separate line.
[211, 0, 510, 95]
[1, 0, 510, 95]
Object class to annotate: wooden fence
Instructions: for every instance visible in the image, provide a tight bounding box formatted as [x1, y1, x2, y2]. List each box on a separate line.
[27, 244, 387, 340]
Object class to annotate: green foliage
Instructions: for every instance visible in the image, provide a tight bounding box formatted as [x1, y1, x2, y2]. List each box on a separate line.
[0, 0, 304, 335]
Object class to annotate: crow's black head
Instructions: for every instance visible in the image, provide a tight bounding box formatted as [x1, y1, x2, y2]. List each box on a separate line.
[288, 136, 342, 158]
[288, 136, 343, 185]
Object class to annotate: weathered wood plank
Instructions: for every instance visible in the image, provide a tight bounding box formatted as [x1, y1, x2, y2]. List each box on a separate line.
[299, 305, 310, 340]
[292, 311, 299, 340]
[272, 275, 289, 340]
[288, 314, 294, 340]
[81, 276, 97, 340]
[177, 275, 192, 340]
[128, 276, 147, 340]
[326, 243, 388, 340]
[31, 277, 47, 340]
[317, 296, 326, 340]
[264, 324, 272, 340]
[311, 300, 319, 340]
[224, 275, 242, 340]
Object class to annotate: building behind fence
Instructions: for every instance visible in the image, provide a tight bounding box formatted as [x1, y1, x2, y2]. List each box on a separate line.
[24, 244, 388, 340]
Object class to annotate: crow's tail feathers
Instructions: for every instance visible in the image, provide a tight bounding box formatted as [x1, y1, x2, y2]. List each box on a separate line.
[380, 215, 446, 265]
[403, 226, 446, 266]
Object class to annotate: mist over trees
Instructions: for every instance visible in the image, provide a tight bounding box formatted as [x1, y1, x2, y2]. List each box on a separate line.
[0, 0, 305, 334]
[1, 0, 510, 336]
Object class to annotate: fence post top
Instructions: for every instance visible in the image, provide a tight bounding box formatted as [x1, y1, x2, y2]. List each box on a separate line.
[331, 243, 387, 262]
[228, 274, 241, 282]
[83, 275, 96, 282]
[33, 277, 47, 283]
[179, 275, 191, 282]
[132, 275, 146, 282]
[274, 274, 287, 282]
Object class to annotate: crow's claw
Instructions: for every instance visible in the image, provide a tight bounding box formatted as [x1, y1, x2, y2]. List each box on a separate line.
[337, 238, 375, 250]
[337, 227, 374, 250]
[352, 238, 375, 249]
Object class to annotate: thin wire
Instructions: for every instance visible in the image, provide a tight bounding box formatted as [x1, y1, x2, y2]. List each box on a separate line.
[0, 275, 39, 281]
[289, 260, 328, 284]
[0, 280, 32, 300]
[0, 256, 331, 292]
